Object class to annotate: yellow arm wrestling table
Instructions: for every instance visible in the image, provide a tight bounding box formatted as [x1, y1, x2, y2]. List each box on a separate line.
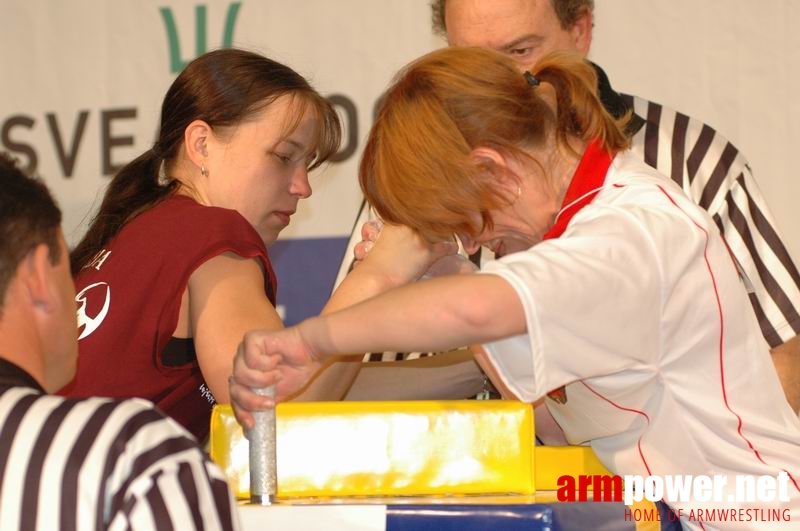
[210, 401, 672, 531]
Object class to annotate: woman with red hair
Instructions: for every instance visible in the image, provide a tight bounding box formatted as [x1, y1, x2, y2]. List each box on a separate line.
[231, 47, 800, 527]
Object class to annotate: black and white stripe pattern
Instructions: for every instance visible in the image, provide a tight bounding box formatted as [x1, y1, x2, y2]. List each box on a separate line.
[0, 387, 239, 530]
[623, 93, 800, 347]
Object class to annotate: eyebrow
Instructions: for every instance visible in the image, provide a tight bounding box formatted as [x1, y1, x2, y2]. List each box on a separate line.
[281, 138, 308, 151]
[279, 138, 317, 161]
[497, 33, 542, 52]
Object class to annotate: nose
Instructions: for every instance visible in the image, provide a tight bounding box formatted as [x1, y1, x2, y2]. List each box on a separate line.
[458, 234, 480, 255]
[291, 167, 312, 199]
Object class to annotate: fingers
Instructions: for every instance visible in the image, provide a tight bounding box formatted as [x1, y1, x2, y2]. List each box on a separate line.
[229, 331, 282, 430]
[354, 220, 382, 265]
[361, 219, 382, 241]
[353, 241, 374, 262]
[229, 377, 273, 431]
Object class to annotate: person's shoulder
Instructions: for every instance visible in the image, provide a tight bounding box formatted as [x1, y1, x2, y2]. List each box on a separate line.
[604, 151, 686, 201]
[0, 391, 188, 439]
[171, 195, 264, 244]
[621, 92, 744, 150]
[145, 194, 250, 227]
[105, 396, 196, 435]
[119, 193, 265, 254]
[57, 394, 196, 441]
[610, 150, 664, 180]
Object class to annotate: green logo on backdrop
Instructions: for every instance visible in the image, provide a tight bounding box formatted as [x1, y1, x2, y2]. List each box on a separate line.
[160, 3, 242, 73]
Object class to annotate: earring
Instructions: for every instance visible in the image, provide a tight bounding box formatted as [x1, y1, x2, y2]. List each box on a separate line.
[200, 163, 208, 177]
[512, 185, 522, 205]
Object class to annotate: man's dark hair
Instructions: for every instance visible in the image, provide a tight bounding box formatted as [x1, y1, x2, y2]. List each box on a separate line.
[431, 0, 595, 37]
[0, 152, 62, 309]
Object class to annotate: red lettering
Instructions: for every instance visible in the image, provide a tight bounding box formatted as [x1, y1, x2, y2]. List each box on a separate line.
[593, 474, 623, 502]
[578, 475, 592, 502]
[556, 475, 576, 502]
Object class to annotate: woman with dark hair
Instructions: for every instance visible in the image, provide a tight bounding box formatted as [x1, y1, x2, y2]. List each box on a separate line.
[60, 48, 452, 442]
[231, 47, 800, 526]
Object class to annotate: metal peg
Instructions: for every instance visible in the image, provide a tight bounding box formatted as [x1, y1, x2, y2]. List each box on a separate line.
[249, 385, 277, 505]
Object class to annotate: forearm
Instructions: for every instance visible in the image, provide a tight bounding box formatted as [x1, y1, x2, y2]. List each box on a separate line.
[291, 262, 408, 400]
[286, 355, 363, 401]
[303, 274, 526, 360]
[322, 260, 408, 314]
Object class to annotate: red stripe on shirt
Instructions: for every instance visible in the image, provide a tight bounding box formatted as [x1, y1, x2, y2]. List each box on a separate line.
[655, 184, 800, 493]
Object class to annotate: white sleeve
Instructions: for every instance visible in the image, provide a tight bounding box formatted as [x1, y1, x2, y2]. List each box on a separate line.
[477, 206, 664, 402]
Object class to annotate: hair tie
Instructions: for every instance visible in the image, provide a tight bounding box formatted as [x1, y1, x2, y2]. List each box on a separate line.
[524, 71, 540, 87]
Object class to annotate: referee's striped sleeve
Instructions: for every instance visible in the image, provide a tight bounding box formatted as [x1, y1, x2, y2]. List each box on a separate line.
[623, 93, 800, 347]
[0, 389, 240, 531]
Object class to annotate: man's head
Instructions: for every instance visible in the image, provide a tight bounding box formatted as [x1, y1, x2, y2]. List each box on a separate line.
[0, 153, 77, 391]
[431, 0, 594, 72]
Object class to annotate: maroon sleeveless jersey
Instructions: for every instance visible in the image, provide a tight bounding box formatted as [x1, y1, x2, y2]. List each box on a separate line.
[60, 195, 277, 441]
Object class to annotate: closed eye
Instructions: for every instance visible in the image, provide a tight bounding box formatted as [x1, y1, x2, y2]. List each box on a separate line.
[273, 152, 292, 164]
[508, 46, 532, 57]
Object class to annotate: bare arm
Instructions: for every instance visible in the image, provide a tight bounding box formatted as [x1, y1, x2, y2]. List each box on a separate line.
[309, 274, 524, 362]
[189, 252, 283, 404]
[771, 334, 800, 414]
[184, 223, 455, 404]
[230, 273, 525, 428]
[288, 224, 459, 401]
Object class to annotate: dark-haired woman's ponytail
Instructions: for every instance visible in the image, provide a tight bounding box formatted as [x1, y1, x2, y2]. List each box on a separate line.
[69, 149, 177, 274]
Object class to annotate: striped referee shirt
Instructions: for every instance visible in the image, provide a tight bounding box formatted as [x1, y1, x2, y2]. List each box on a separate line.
[338, 62, 800, 361]
[618, 86, 800, 348]
[0, 359, 239, 531]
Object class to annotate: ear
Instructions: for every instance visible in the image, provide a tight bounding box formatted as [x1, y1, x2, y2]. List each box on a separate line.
[21, 243, 57, 313]
[184, 119, 212, 169]
[469, 146, 521, 200]
[570, 7, 593, 56]
[469, 146, 506, 172]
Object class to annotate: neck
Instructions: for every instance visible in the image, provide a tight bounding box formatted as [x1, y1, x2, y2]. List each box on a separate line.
[174, 179, 210, 206]
[172, 158, 212, 207]
[0, 314, 47, 390]
[550, 138, 586, 212]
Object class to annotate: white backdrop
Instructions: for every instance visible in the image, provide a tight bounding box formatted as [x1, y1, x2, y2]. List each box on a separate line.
[2, 0, 798, 323]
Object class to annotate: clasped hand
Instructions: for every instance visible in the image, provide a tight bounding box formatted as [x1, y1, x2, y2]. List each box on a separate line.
[229, 326, 319, 431]
[228, 221, 477, 430]
[353, 220, 476, 281]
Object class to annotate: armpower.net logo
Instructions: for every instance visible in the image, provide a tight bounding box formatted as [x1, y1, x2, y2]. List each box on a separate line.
[557, 473, 794, 524]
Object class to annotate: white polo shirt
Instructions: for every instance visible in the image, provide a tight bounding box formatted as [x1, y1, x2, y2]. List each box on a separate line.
[481, 147, 800, 530]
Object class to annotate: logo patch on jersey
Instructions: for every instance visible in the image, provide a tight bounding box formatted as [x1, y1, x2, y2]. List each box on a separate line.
[199, 383, 217, 406]
[76, 282, 111, 340]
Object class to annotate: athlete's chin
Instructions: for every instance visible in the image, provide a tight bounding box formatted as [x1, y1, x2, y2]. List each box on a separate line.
[259, 226, 283, 247]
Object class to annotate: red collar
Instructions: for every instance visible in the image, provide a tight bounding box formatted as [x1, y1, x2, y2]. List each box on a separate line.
[542, 140, 613, 241]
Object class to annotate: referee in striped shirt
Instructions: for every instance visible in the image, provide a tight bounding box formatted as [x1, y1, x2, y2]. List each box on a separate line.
[335, 0, 800, 412]
[0, 152, 240, 530]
